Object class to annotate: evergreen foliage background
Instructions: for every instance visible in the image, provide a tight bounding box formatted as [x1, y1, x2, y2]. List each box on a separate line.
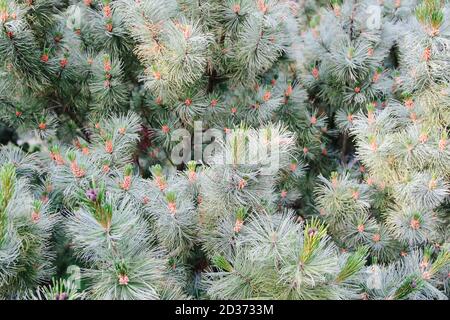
[0, 0, 448, 300]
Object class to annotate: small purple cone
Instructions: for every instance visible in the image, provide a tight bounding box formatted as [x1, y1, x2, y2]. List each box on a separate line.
[59, 292, 69, 300]
[86, 189, 98, 202]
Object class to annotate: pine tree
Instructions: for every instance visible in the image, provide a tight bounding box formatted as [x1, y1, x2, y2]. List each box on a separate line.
[0, 146, 56, 298]
[0, 0, 448, 300]
[313, 0, 450, 299]
[350, 0, 449, 254]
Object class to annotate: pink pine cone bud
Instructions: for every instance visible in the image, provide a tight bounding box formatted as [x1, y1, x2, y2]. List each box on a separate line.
[168, 202, 176, 215]
[118, 274, 129, 285]
[71, 161, 86, 178]
[188, 171, 197, 182]
[121, 175, 132, 191]
[233, 219, 244, 233]
[31, 211, 40, 222]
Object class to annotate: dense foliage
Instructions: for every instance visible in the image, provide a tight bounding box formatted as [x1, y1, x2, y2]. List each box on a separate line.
[0, 0, 448, 300]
